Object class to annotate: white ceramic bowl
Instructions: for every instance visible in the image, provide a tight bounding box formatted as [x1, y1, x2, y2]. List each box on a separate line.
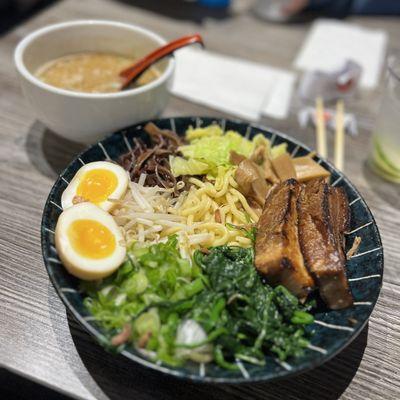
[14, 20, 175, 143]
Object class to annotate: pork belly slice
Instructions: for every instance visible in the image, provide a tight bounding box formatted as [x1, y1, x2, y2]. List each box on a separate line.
[255, 179, 315, 298]
[298, 179, 353, 309]
[329, 186, 350, 253]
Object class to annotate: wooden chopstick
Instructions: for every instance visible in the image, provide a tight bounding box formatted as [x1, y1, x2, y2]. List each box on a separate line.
[315, 97, 327, 158]
[315, 98, 346, 171]
[334, 100, 345, 171]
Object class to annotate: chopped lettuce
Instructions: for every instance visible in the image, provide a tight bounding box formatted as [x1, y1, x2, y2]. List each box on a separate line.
[169, 156, 209, 177]
[179, 131, 253, 166]
[186, 124, 223, 141]
[252, 133, 271, 150]
[271, 142, 288, 159]
[177, 129, 256, 175]
[171, 125, 285, 177]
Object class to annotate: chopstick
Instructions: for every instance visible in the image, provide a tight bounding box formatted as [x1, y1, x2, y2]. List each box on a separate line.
[314, 97, 346, 171]
[334, 100, 345, 171]
[315, 97, 327, 158]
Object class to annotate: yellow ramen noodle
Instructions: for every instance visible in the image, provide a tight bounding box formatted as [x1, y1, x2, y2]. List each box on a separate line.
[112, 168, 260, 256]
[167, 167, 259, 249]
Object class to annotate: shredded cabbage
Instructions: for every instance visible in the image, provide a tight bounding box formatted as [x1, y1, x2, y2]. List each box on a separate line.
[179, 130, 254, 168]
[170, 125, 288, 177]
[186, 124, 223, 141]
[169, 156, 209, 177]
[252, 133, 271, 149]
[271, 143, 288, 159]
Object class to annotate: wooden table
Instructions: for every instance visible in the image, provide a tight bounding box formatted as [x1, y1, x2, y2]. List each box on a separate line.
[1, 0, 400, 399]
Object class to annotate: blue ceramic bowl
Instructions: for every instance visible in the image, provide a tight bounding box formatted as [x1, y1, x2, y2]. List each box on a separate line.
[41, 117, 383, 383]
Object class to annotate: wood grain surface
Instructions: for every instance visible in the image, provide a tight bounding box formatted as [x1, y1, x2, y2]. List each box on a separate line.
[1, 0, 400, 399]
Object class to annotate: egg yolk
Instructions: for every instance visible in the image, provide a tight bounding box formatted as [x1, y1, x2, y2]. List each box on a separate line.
[68, 219, 116, 259]
[76, 169, 118, 204]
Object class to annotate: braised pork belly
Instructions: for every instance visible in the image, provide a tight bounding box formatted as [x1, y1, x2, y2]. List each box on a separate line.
[255, 179, 315, 299]
[255, 178, 353, 310]
[297, 179, 353, 309]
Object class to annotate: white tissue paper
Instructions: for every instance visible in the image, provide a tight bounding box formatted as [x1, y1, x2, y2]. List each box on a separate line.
[262, 71, 296, 119]
[171, 48, 296, 121]
[294, 19, 388, 89]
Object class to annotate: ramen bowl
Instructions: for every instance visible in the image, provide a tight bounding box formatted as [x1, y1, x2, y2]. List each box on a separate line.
[42, 116, 383, 383]
[14, 20, 175, 143]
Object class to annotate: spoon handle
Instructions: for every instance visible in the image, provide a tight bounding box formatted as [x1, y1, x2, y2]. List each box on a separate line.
[120, 33, 204, 89]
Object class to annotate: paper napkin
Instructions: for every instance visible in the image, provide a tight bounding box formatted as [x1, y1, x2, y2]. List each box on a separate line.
[262, 71, 296, 119]
[171, 48, 296, 121]
[294, 19, 388, 89]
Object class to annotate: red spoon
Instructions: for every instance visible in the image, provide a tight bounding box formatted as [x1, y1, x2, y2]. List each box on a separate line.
[119, 33, 204, 89]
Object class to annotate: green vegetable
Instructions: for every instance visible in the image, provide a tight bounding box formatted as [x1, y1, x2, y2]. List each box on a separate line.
[179, 132, 250, 167]
[81, 239, 314, 369]
[271, 142, 288, 159]
[134, 308, 160, 336]
[191, 246, 314, 364]
[291, 310, 315, 325]
[186, 124, 223, 141]
[81, 236, 205, 365]
[178, 128, 256, 174]
[226, 223, 256, 243]
[252, 133, 271, 149]
[171, 125, 289, 176]
[169, 156, 209, 177]
[214, 345, 239, 370]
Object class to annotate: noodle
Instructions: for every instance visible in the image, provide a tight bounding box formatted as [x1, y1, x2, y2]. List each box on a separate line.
[169, 166, 258, 253]
[113, 167, 258, 256]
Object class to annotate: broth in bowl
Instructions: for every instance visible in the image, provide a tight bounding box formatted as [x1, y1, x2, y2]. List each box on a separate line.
[35, 52, 160, 93]
[15, 20, 175, 143]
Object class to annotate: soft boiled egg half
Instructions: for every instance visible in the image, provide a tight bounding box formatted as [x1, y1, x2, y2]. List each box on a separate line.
[55, 202, 126, 280]
[62, 161, 129, 211]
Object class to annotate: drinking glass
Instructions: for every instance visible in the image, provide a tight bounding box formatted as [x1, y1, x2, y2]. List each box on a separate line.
[369, 54, 400, 183]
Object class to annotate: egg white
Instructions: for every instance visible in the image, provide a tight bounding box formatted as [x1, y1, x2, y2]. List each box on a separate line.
[61, 161, 129, 212]
[55, 202, 126, 280]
